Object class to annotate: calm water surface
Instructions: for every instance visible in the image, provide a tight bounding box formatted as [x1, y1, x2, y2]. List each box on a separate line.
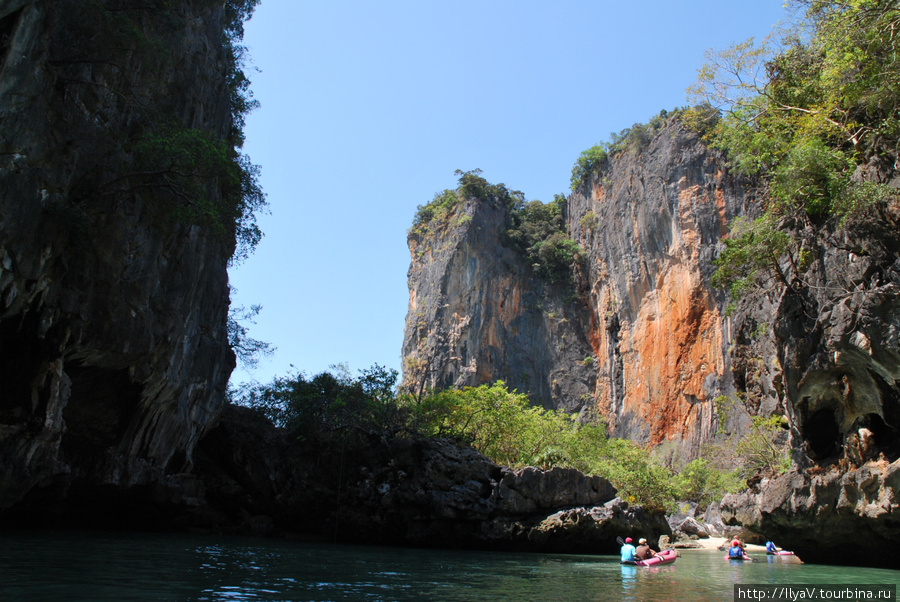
[1, 530, 897, 601]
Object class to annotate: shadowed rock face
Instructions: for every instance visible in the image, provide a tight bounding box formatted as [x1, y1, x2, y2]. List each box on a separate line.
[721, 459, 900, 569]
[0, 0, 235, 514]
[191, 406, 670, 553]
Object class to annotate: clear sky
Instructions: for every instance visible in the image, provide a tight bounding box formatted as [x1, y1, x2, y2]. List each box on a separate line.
[227, 0, 790, 387]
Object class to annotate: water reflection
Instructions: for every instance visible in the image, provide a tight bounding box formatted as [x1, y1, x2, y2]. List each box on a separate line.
[2, 532, 898, 601]
[620, 564, 637, 600]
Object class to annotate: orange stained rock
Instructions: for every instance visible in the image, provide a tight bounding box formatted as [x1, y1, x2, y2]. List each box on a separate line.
[714, 188, 728, 236]
[622, 263, 724, 445]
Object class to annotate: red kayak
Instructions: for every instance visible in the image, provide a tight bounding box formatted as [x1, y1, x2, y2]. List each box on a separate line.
[633, 549, 677, 566]
[725, 554, 751, 561]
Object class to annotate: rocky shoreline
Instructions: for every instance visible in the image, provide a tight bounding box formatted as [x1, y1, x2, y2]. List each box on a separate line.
[188, 405, 672, 555]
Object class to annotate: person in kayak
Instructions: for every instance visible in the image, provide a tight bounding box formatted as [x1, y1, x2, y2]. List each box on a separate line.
[728, 540, 746, 559]
[635, 538, 657, 560]
[620, 537, 637, 563]
[765, 541, 778, 554]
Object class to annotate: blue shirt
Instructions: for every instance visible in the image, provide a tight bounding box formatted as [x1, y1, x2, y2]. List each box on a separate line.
[729, 545, 744, 558]
[620, 543, 636, 563]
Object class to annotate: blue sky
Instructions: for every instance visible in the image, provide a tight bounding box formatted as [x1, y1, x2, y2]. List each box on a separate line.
[227, 0, 789, 387]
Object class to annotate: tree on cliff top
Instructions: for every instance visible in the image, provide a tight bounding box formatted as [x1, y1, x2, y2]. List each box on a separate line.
[411, 170, 583, 285]
[690, 0, 900, 298]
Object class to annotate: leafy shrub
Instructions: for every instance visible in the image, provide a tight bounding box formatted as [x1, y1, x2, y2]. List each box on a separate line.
[413, 382, 680, 512]
[570, 145, 608, 191]
[710, 213, 793, 298]
[505, 193, 583, 284]
[579, 211, 598, 231]
[736, 415, 791, 476]
[234, 363, 402, 446]
[411, 382, 582, 468]
[411, 189, 459, 233]
[672, 458, 743, 506]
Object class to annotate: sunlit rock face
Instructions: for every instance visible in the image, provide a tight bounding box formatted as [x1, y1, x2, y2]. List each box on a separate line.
[566, 123, 751, 458]
[401, 121, 751, 458]
[401, 190, 596, 412]
[0, 0, 235, 516]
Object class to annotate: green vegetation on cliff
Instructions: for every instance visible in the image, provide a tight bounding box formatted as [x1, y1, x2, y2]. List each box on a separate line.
[690, 0, 900, 297]
[569, 108, 718, 191]
[236, 372, 782, 513]
[411, 170, 583, 285]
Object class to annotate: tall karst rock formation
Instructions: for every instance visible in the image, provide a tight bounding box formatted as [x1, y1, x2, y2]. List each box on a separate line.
[402, 180, 596, 415]
[402, 120, 752, 460]
[0, 0, 242, 518]
[402, 117, 900, 467]
[402, 114, 900, 565]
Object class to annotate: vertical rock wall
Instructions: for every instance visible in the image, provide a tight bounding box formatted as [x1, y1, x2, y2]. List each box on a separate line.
[402, 192, 596, 412]
[401, 121, 753, 458]
[0, 0, 235, 514]
[566, 123, 752, 457]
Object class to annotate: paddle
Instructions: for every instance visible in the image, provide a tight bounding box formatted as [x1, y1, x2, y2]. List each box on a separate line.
[616, 536, 625, 546]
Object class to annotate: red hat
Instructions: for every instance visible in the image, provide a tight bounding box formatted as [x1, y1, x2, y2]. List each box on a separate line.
[625, 537, 632, 543]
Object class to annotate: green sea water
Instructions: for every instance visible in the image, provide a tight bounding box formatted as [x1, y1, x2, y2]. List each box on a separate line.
[1, 530, 897, 601]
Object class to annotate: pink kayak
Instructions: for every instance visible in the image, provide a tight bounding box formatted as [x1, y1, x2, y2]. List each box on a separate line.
[768, 550, 794, 556]
[634, 549, 677, 566]
[725, 554, 751, 561]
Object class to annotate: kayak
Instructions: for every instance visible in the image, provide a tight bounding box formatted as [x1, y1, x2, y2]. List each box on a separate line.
[725, 554, 751, 561]
[767, 550, 794, 556]
[633, 549, 677, 567]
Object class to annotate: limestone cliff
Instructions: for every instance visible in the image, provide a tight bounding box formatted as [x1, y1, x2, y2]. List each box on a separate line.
[567, 122, 754, 456]
[402, 187, 596, 412]
[402, 117, 900, 564]
[402, 121, 753, 458]
[0, 0, 238, 517]
[403, 119, 900, 464]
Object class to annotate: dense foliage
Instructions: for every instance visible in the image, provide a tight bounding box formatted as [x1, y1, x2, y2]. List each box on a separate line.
[411, 170, 583, 285]
[236, 370, 784, 513]
[233, 364, 402, 446]
[504, 194, 584, 284]
[689, 0, 900, 297]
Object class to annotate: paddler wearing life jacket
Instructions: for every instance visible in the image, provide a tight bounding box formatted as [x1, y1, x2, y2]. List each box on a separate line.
[620, 537, 637, 563]
[728, 540, 745, 559]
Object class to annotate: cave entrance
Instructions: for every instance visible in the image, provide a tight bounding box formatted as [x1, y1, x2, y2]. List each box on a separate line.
[61, 363, 142, 464]
[0, 311, 49, 425]
[867, 413, 898, 461]
[803, 408, 841, 462]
